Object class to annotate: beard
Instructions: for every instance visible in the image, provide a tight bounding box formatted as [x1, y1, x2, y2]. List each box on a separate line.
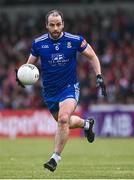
[50, 31, 62, 39]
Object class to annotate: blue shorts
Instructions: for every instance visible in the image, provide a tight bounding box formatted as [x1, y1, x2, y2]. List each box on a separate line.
[43, 83, 80, 113]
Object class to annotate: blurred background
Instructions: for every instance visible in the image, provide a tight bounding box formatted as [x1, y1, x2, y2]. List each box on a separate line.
[0, 0, 134, 138]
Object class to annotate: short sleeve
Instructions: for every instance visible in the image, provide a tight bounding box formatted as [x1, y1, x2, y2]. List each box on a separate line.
[77, 36, 88, 52]
[30, 41, 39, 57]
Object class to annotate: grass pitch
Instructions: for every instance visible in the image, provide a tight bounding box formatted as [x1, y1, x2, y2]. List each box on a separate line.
[0, 137, 134, 179]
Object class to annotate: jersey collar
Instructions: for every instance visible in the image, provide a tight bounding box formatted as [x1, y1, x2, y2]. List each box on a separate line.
[48, 32, 64, 41]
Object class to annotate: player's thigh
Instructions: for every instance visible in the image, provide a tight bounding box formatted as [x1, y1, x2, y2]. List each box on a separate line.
[58, 98, 77, 121]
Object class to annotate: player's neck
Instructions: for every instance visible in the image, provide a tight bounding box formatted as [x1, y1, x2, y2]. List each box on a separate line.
[49, 32, 64, 40]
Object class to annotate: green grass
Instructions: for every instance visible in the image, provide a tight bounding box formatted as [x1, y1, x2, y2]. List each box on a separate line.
[0, 138, 134, 179]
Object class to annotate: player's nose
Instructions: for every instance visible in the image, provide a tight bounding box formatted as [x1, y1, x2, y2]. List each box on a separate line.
[54, 25, 58, 30]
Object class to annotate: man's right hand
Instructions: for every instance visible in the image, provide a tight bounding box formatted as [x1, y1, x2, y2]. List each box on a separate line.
[15, 69, 25, 88]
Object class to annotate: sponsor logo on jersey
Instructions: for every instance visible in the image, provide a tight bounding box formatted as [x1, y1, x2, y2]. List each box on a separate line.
[48, 53, 69, 66]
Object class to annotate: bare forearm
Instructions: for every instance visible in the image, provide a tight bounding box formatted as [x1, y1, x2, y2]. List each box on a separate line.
[82, 45, 101, 75]
[89, 55, 101, 75]
[26, 54, 38, 64]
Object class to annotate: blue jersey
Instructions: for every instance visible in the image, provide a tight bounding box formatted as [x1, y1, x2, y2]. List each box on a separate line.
[30, 32, 88, 99]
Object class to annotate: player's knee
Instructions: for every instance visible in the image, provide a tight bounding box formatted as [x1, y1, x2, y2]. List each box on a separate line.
[58, 113, 69, 127]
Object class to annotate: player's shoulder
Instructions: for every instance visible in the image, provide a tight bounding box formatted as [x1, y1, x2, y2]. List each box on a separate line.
[64, 32, 82, 40]
[34, 33, 49, 43]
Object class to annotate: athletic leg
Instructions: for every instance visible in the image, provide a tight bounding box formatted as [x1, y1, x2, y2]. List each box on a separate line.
[44, 98, 77, 172]
[44, 96, 95, 172]
[69, 115, 84, 128]
[51, 112, 85, 129]
[51, 107, 95, 142]
[54, 98, 77, 154]
[51, 109, 95, 143]
[68, 115, 95, 143]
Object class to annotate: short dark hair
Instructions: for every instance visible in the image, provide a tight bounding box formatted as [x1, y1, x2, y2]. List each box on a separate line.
[45, 9, 64, 24]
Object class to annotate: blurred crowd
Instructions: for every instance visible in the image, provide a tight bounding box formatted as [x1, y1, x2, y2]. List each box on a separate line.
[0, 8, 134, 110]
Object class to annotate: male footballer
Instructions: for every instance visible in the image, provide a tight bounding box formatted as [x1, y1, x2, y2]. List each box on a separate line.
[16, 9, 107, 172]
